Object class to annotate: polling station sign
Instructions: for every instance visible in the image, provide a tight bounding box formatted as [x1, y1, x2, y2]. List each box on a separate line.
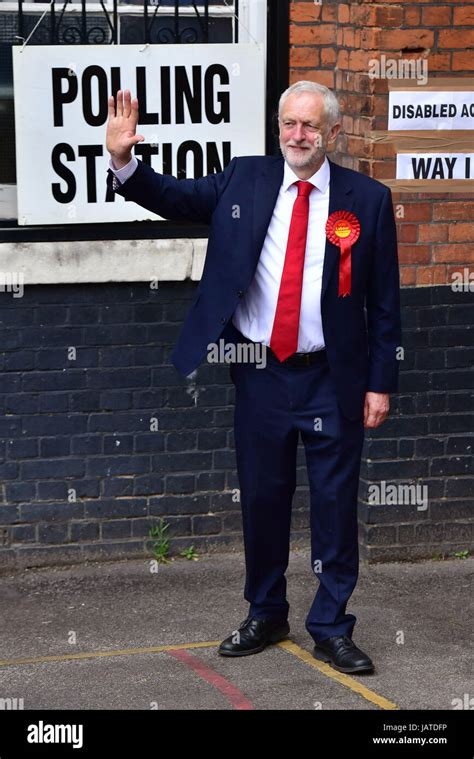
[13, 44, 265, 225]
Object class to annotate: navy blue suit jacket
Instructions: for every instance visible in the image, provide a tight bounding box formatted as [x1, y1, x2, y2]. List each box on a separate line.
[107, 156, 402, 420]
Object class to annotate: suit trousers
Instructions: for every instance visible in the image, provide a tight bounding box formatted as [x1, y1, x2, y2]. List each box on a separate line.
[227, 325, 365, 643]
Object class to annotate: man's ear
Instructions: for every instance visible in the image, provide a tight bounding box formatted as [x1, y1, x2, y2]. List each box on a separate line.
[327, 122, 342, 149]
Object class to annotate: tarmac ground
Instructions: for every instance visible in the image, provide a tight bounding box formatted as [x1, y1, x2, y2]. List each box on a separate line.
[0, 550, 472, 711]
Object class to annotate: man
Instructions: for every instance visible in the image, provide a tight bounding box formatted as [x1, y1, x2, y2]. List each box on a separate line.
[106, 81, 401, 674]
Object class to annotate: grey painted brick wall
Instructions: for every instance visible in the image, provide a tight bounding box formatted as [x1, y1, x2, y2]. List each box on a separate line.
[0, 282, 472, 570]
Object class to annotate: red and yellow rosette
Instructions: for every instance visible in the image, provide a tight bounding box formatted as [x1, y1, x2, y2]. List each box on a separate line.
[325, 211, 361, 297]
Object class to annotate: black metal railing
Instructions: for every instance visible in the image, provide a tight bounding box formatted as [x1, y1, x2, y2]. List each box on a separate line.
[15, 0, 232, 46]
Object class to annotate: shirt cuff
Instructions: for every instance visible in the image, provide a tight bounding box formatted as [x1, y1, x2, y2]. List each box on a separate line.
[108, 156, 138, 185]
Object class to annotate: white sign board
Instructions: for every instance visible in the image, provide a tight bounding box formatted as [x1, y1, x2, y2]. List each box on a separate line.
[397, 153, 473, 180]
[388, 89, 474, 130]
[13, 44, 266, 225]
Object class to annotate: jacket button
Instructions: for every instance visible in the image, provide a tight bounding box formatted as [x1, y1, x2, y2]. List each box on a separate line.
[237, 290, 244, 297]
[221, 317, 227, 324]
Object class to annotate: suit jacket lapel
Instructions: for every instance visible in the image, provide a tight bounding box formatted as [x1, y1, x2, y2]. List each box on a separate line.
[252, 156, 285, 266]
[321, 159, 355, 300]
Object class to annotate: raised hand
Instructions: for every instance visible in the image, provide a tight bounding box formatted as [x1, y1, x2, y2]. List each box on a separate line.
[106, 89, 145, 169]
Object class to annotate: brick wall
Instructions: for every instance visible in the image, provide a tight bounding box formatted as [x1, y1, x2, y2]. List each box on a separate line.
[289, 0, 474, 287]
[0, 284, 243, 569]
[0, 282, 471, 569]
[0, 2, 472, 570]
[290, 0, 473, 558]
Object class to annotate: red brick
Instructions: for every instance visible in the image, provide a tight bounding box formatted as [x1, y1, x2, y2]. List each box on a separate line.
[397, 224, 418, 243]
[378, 29, 435, 50]
[453, 6, 474, 25]
[374, 7, 404, 27]
[449, 223, 474, 243]
[400, 267, 417, 286]
[433, 201, 474, 221]
[398, 245, 431, 264]
[366, 0, 434, 3]
[419, 224, 449, 243]
[416, 266, 447, 285]
[360, 28, 381, 50]
[373, 115, 389, 130]
[433, 245, 474, 263]
[342, 115, 354, 134]
[290, 2, 321, 23]
[354, 116, 376, 136]
[427, 52, 452, 72]
[405, 7, 421, 26]
[372, 77, 390, 95]
[354, 73, 377, 95]
[338, 3, 350, 24]
[372, 161, 396, 180]
[452, 52, 474, 71]
[340, 92, 374, 114]
[422, 6, 453, 26]
[374, 97, 388, 116]
[347, 135, 372, 158]
[289, 24, 336, 45]
[348, 50, 376, 72]
[337, 49, 349, 69]
[322, 3, 338, 22]
[335, 70, 346, 91]
[397, 203, 432, 222]
[343, 28, 356, 48]
[321, 47, 336, 66]
[290, 47, 320, 68]
[439, 29, 474, 48]
[289, 69, 334, 88]
[350, 5, 376, 26]
[373, 142, 395, 160]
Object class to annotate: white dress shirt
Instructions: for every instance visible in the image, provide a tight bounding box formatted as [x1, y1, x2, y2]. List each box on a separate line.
[109, 156, 330, 351]
[233, 158, 330, 352]
[109, 156, 139, 189]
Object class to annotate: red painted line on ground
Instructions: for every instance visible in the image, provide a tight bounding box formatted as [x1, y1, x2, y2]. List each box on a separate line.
[168, 648, 254, 710]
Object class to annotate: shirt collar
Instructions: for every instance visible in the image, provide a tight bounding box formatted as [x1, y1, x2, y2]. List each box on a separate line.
[282, 156, 330, 194]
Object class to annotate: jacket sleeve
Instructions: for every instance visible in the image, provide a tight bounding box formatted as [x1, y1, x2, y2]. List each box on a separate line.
[366, 187, 402, 393]
[106, 156, 238, 224]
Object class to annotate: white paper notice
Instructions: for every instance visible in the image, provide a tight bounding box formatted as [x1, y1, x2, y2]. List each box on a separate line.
[389, 90, 474, 130]
[396, 153, 473, 180]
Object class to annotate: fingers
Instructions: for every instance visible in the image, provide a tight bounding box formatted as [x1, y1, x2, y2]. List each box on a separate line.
[107, 95, 116, 120]
[109, 90, 137, 123]
[130, 96, 139, 126]
[115, 89, 123, 117]
[364, 407, 388, 429]
[123, 89, 131, 119]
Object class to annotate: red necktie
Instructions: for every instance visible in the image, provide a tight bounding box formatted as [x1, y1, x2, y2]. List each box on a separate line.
[270, 180, 314, 362]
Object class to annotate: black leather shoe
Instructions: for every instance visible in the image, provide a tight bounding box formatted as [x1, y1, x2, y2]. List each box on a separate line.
[218, 616, 290, 657]
[312, 635, 374, 674]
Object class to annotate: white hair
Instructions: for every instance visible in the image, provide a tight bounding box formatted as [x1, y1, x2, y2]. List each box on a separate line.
[278, 81, 341, 127]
